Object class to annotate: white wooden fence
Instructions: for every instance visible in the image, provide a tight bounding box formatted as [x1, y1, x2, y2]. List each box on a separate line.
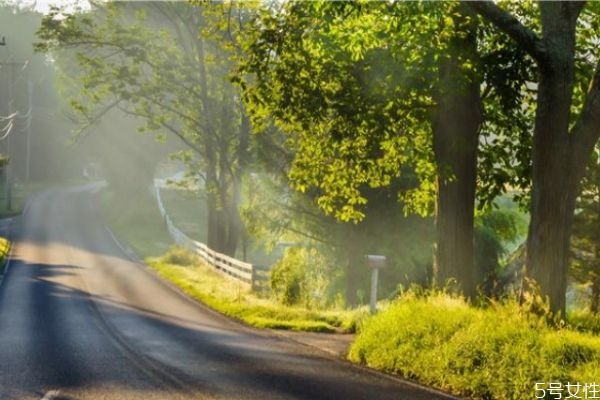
[153, 182, 267, 291]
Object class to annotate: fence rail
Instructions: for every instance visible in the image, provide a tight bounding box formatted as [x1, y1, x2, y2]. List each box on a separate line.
[153, 182, 268, 291]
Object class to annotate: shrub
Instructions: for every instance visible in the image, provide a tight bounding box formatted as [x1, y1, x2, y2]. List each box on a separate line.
[270, 247, 333, 307]
[270, 248, 306, 305]
[569, 310, 600, 334]
[349, 291, 600, 400]
[161, 246, 199, 266]
[0, 237, 9, 273]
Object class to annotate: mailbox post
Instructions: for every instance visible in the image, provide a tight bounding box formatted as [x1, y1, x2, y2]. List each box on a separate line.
[365, 255, 386, 314]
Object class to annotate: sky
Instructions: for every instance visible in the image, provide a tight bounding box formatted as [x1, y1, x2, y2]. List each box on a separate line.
[3, 0, 90, 14]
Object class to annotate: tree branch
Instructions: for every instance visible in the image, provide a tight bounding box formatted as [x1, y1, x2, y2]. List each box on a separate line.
[116, 103, 206, 157]
[70, 98, 122, 139]
[465, 1, 546, 64]
[570, 60, 600, 165]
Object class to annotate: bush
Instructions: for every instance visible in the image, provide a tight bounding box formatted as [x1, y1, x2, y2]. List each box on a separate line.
[569, 310, 600, 334]
[161, 246, 200, 266]
[270, 247, 333, 307]
[349, 291, 600, 400]
[270, 248, 306, 305]
[0, 236, 9, 273]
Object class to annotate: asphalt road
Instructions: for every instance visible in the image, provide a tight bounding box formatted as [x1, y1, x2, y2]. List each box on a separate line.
[0, 185, 456, 400]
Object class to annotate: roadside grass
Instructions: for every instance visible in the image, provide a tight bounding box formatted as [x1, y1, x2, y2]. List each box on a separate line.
[104, 185, 600, 396]
[349, 291, 600, 400]
[159, 186, 281, 266]
[569, 310, 600, 334]
[0, 236, 10, 274]
[148, 247, 365, 333]
[101, 190, 172, 258]
[159, 187, 208, 243]
[102, 190, 365, 333]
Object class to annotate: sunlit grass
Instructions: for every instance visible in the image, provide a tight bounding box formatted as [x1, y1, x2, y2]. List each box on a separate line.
[148, 247, 365, 333]
[569, 310, 600, 334]
[0, 236, 10, 274]
[102, 189, 365, 333]
[349, 291, 600, 400]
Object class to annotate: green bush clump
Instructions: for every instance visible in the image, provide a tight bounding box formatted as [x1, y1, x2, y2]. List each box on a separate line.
[349, 291, 600, 400]
[270, 247, 333, 308]
[270, 248, 305, 305]
[161, 246, 200, 266]
[569, 311, 600, 334]
[0, 236, 9, 274]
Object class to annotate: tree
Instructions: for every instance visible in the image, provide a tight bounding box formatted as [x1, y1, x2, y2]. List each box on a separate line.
[238, 1, 532, 299]
[431, 3, 481, 297]
[36, 1, 255, 256]
[469, 1, 600, 315]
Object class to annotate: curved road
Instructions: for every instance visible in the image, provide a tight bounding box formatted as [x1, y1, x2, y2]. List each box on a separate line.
[0, 186, 455, 400]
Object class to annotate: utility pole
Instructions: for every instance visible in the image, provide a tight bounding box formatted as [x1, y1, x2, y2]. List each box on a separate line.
[1, 32, 29, 207]
[4, 61, 14, 211]
[26, 80, 32, 181]
[0, 35, 5, 210]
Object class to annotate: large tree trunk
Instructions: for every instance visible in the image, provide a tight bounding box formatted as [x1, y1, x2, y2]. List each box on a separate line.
[467, 1, 600, 317]
[205, 154, 229, 254]
[525, 3, 580, 317]
[525, 143, 578, 316]
[591, 274, 600, 314]
[432, 5, 481, 299]
[345, 225, 363, 307]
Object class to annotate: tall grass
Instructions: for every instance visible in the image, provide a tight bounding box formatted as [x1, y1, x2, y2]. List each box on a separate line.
[0, 236, 9, 274]
[349, 291, 600, 400]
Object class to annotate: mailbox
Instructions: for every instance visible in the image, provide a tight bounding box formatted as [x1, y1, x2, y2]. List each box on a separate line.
[366, 255, 386, 269]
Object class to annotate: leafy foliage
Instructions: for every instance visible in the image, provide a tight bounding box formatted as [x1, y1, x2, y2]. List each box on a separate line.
[474, 206, 527, 296]
[571, 145, 600, 312]
[239, 1, 535, 220]
[238, 1, 442, 221]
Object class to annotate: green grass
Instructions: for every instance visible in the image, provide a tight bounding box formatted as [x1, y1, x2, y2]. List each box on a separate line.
[160, 187, 208, 243]
[349, 291, 600, 400]
[569, 310, 600, 334]
[148, 247, 365, 333]
[101, 190, 172, 258]
[0, 236, 10, 274]
[102, 190, 364, 333]
[159, 186, 282, 266]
